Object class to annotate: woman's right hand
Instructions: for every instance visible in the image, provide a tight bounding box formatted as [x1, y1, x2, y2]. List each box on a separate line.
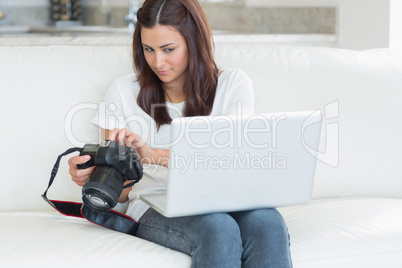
[68, 155, 95, 186]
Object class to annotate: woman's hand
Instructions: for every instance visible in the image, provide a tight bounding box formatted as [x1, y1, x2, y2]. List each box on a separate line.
[105, 128, 169, 167]
[68, 155, 95, 186]
[68, 153, 130, 203]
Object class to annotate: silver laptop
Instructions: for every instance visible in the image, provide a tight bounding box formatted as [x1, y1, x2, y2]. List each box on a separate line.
[140, 110, 322, 217]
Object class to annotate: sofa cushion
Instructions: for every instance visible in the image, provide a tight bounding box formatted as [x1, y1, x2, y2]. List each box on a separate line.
[0, 211, 190, 268]
[2, 198, 401, 268]
[281, 197, 402, 268]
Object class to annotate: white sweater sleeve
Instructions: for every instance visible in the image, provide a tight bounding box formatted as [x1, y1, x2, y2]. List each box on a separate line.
[217, 69, 255, 115]
[91, 74, 142, 131]
[91, 80, 125, 130]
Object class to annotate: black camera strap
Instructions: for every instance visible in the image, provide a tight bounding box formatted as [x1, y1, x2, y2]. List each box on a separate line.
[42, 147, 139, 236]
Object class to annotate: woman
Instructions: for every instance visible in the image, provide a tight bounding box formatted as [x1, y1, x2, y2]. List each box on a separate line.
[69, 0, 293, 267]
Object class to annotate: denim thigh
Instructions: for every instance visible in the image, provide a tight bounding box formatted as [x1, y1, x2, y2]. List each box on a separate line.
[136, 208, 292, 268]
[136, 208, 243, 268]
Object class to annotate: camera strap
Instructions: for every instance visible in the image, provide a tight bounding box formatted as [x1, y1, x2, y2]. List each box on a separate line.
[42, 147, 139, 236]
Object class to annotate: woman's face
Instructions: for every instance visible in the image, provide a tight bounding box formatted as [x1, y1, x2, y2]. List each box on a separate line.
[141, 25, 189, 90]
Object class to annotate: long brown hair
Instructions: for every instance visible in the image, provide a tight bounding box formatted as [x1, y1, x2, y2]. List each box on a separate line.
[133, 0, 218, 129]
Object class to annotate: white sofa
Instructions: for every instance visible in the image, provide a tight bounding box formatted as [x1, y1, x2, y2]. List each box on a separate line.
[1, 43, 402, 268]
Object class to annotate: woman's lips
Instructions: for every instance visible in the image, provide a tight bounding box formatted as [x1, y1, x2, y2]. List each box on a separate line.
[156, 69, 170, 75]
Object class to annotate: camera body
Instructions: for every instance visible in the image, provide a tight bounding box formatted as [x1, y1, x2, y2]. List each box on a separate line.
[78, 140, 143, 212]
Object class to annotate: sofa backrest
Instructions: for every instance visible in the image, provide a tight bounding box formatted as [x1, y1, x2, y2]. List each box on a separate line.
[1, 45, 401, 212]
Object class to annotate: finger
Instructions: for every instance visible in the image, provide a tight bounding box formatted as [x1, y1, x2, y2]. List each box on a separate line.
[68, 155, 91, 166]
[116, 128, 126, 145]
[69, 166, 94, 187]
[127, 133, 144, 148]
[72, 174, 90, 186]
[107, 128, 119, 141]
[69, 165, 94, 177]
[126, 133, 138, 145]
[117, 128, 129, 146]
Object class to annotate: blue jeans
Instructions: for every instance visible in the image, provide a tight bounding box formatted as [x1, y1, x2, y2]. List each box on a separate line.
[136, 208, 293, 268]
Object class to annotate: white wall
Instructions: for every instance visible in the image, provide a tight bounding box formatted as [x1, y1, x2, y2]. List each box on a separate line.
[3, 0, 398, 50]
[390, 0, 402, 50]
[0, 0, 47, 6]
[246, 0, 392, 50]
[82, 0, 129, 7]
[0, 0, 130, 7]
[338, 0, 390, 50]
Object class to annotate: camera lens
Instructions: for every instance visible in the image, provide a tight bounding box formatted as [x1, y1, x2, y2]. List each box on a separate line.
[85, 193, 109, 209]
[82, 166, 124, 212]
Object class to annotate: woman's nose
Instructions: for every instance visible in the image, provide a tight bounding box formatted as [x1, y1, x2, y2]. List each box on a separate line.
[154, 52, 165, 68]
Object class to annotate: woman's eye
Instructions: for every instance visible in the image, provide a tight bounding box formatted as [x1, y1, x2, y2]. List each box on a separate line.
[144, 47, 153, 52]
[164, 48, 175, 53]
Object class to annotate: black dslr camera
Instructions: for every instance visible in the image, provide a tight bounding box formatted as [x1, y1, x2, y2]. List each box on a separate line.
[77, 140, 143, 212]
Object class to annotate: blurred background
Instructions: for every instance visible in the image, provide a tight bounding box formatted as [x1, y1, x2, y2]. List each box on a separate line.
[0, 0, 400, 50]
